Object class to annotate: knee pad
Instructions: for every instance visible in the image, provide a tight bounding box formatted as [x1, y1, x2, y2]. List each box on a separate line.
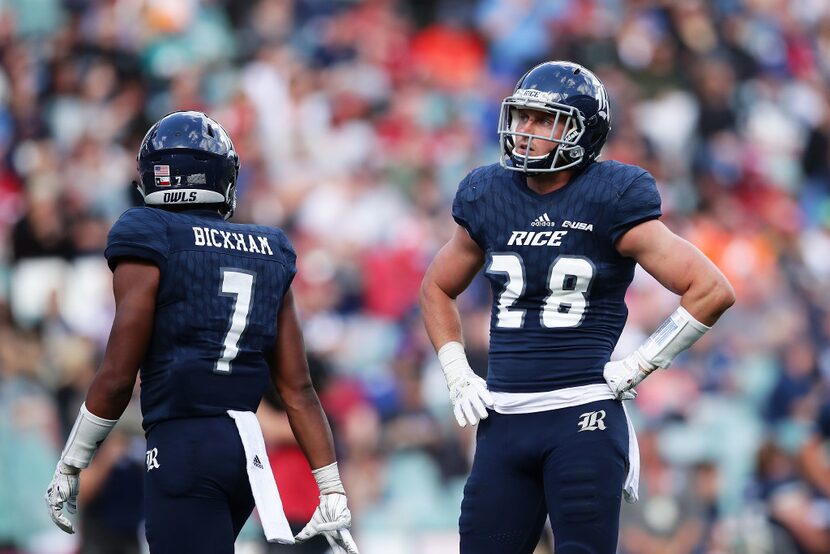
[557, 467, 600, 524]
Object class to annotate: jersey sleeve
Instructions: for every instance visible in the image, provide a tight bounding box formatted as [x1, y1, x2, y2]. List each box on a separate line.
[451, 172, 486, 248]
[105, 208, 170, 271]
[608, 170, 662, 244]
[274, 230, 297, 298]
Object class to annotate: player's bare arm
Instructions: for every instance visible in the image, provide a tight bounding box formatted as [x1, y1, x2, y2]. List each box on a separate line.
[86, 259, 160, 418]
[269, 287, 335, 469]
[603, 219, 736, 397]
[45, 258, 159, 533]
[420, 225, 485, 348]
[420, 225, 494, 428]
[270, 287, 358, 553]
[616, 219, 735, 325]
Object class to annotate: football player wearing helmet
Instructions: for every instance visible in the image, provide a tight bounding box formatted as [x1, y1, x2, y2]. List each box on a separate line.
[420, 62, 735, 553]
[45, 111, 359, 554]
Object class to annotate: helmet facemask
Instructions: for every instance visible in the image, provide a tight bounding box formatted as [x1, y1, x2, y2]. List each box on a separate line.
[498, 93, 587, 173]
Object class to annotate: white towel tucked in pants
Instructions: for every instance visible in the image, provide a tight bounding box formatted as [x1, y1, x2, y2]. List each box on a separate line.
[228, 410, 294, 544]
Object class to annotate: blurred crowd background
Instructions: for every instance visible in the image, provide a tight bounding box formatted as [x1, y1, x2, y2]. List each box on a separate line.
[1, 0, 830, 553]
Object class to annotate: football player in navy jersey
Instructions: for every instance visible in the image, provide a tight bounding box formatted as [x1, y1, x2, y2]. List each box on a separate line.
[420, 61, 735, 553]
[45, 111, 359, 554]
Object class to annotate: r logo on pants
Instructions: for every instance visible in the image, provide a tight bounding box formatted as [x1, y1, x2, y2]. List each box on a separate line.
[146, 447, 161, 471]
[577, 410, 606, 432]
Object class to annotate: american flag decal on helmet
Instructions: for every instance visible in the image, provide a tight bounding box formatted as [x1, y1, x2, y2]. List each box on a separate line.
[154, 164, 171, 186]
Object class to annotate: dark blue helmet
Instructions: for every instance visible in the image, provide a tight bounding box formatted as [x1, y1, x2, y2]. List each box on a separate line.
[499, 61, 611, 173]
[137, 111, 240, 219]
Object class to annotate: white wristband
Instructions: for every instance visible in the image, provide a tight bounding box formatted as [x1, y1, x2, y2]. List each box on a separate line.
[312, 461, 345, 495]
[636, 306, 711, 369]
[437, 341, 472, 383]
[60, 403, 118, 470]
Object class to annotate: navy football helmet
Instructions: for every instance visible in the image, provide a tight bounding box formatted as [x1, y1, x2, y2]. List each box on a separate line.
[137, 111, 240, 219]
[499, 61, 611, 173]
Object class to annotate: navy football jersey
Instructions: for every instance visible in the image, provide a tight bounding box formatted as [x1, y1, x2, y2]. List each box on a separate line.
[105, 207, 297, 430]
[453, 161, 661, 393]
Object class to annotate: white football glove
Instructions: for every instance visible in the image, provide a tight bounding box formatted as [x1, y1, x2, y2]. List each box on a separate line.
[295, 493, 358, 554]
[603, 352, 655, 400]
[45, 462, 80, 534]
[438, 342, 494, 428]
[323, 528, 359, 554]
[45, 403, 118, 534]
[446, 368, 494, 427]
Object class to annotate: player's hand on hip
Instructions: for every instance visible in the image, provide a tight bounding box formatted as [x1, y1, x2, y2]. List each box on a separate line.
[603, 352, 653, 400]
[447, 370, 495, 428]
[437, 342, 494, 427]
[295, 493, 359, 553]
[45, 462, 80, 534]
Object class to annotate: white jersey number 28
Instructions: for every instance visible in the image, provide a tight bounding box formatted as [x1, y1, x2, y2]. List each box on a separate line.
[487, 254, 595, 329]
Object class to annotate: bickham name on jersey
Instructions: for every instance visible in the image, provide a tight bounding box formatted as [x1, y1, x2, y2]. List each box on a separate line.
[192, 227, 275, 255]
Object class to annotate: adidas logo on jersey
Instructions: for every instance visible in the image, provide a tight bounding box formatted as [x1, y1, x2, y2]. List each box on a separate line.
[531, 213, 556, 227]
[252, 455, 264, 469]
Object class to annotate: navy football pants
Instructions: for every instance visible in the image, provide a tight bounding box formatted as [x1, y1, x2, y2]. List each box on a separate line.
[143, 416, 256, 553]
[459, 400, 629, 554]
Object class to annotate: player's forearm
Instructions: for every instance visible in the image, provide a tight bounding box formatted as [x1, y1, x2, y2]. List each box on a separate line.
[678, 267, 735, 327]
[281, 384, 337, 469]
[84, 370, 136, 420]
[606, 248, 734, 395]
[419, 279, 464, 350]
[257, 401, 298, 445]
